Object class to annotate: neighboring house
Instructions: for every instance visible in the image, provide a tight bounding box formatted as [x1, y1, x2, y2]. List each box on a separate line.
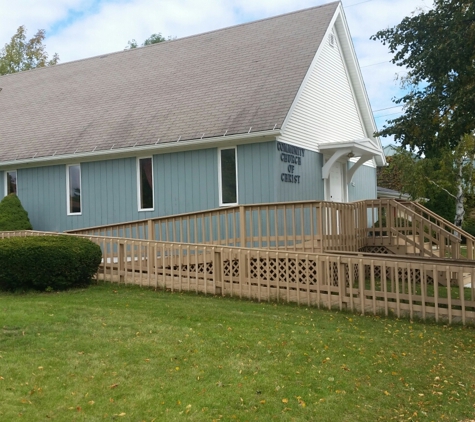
[0, 1, 385, 232]
[377, 186, 411, 200]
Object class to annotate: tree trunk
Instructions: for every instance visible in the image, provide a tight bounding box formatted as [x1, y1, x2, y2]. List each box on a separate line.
[454, 157, 465, 228]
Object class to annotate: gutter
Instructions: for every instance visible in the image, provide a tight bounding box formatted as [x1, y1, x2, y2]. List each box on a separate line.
[0, 129, 282, 169]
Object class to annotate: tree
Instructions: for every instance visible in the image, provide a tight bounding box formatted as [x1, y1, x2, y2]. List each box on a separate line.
[125, 33, 174, 50]
[372, 0, 475, 227]
[0, 25, 59, 75]
[377, 141, 475, 228]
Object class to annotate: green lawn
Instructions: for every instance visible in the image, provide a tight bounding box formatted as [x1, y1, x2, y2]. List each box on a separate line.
[1, 283, 475, 421]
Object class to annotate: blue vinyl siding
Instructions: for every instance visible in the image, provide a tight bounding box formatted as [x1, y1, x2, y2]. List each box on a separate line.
[155, 149, 218, 216]
[16, 149, 219, 232]
[348, 163, 377, 201]
[275, 147, 324, 202]
[8, 141, 369, 233]
[238, 141, 325, 205]
[18, 165, 67, 232]
[238, 142, 276, 204]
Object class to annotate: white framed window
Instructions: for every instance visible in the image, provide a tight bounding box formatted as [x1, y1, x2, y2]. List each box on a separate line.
[5, 170, 17, 195]
[137, 157, 154, 211]
[218, 147, 238, 206]
[67, 164, 81, 215]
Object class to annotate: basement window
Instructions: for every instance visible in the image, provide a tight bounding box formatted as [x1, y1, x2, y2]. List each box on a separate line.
[138, 157, 154, 211]
[5, 170, 17, 195]
[218, 147, 238, 206]
[67, 164, 81, 215]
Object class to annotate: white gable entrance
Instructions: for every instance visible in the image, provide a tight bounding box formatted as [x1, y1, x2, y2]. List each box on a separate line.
[320, 139, 385, 203]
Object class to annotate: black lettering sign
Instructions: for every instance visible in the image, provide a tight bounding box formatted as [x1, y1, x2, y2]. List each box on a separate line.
[277, 142, 305, 185]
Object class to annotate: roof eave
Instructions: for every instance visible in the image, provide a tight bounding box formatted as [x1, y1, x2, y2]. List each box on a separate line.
[0, 129, 281, 170]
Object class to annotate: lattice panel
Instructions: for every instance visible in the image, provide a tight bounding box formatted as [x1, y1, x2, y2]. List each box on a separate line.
[329, 262, 340, 286]
[246, 257, 320, 285]
[223, 259, 240, 278]
[359, 246, 394, 255]
[397, 268, 422, 284]
[328, 262, 360, 287]
[298, 260, 318, 286]
[167, 262, 214, 275]
[362, 265, 429, 285]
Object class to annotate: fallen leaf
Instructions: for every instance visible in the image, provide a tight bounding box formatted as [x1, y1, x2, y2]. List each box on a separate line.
[282, 398, 289, 404]
[110, 384, 119, 389]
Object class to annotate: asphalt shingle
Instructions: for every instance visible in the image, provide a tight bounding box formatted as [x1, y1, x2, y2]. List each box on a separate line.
[0, 2, 339, 162]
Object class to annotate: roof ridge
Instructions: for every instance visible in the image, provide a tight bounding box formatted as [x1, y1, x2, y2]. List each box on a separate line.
[0, 1, 340, 79]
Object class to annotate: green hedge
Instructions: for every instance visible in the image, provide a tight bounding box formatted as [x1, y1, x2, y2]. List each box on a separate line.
[0, 235, 102, 291]
[0, 194, 33, 231]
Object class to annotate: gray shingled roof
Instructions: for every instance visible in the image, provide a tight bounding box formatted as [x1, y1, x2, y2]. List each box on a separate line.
[0, 2, 338, 162]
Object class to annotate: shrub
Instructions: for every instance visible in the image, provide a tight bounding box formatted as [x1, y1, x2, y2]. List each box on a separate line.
[0, 194, 33, 231]
[0, 235, 102, 291]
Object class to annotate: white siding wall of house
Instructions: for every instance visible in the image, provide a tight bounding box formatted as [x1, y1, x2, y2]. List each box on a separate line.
[279, 28, 366, 153]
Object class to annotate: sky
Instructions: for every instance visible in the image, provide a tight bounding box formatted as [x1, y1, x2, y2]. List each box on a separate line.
[0, 0, 431, 146]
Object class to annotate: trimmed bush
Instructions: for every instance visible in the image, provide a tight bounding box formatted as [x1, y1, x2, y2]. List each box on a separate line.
[0, 235, 102, 291]
[0, 194, 33, 231]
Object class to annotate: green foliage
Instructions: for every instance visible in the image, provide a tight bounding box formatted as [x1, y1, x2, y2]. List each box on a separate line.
[125, 33, 174, 49]
[463, 217, 475, 238]
[0, 193, 33, 231]
[0, 235, 102, 291]
[0, 25, 59, 75]
[423, 189, 455, 223]
[371, 0, 475, 154]
[377, 147, 424, 198]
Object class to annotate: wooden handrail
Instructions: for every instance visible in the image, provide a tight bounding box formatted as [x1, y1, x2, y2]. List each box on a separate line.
[63, 199, 474, 261]
[404, 200, 475, 242]
[389, 200, 461, 243]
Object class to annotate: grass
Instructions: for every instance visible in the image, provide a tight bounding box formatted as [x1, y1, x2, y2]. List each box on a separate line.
[1, 283, 475, 421]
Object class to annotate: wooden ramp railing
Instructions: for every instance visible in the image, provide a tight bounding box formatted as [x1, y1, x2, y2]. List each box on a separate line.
[362, 200, 463, 259]
[67, 199, 474, 260]
[66, 200, 368, 253]
[67, 201, 330, 252]
[3, 230, 475, 324]
[403, 200, 475, 260]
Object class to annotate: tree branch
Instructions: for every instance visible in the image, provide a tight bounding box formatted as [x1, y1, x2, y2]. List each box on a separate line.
[425, 177, 457, 200]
